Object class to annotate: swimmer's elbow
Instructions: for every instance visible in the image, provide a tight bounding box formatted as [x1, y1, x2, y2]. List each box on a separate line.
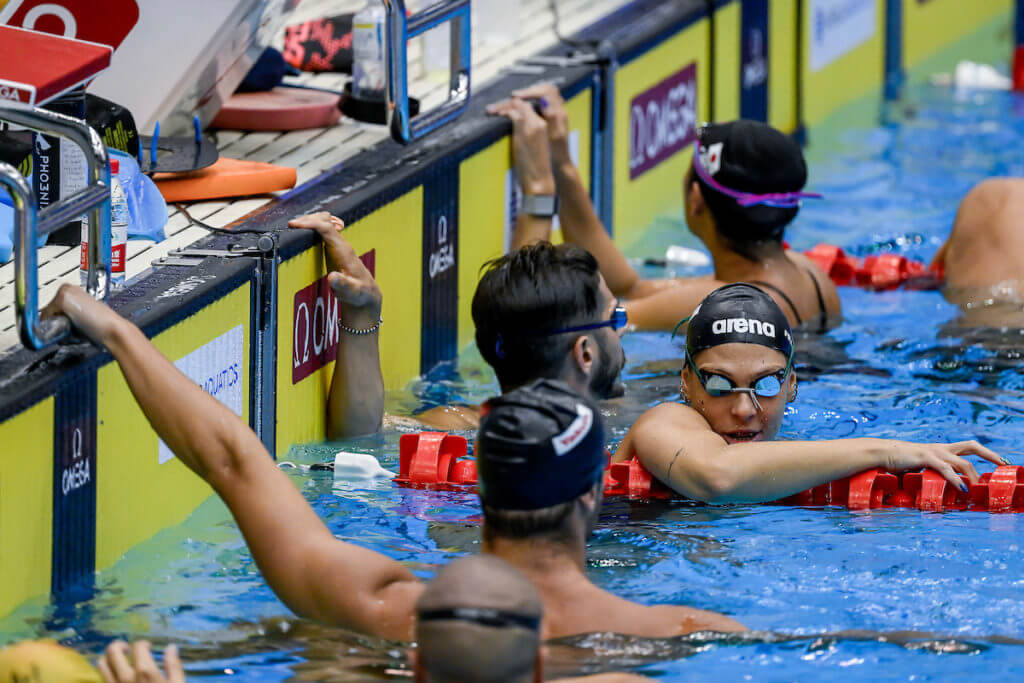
[687, 460, 741, 504]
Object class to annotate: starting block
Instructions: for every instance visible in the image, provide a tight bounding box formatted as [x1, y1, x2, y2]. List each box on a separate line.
[0, 26, 112, 106]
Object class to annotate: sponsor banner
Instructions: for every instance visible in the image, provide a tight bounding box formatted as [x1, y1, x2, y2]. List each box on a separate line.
[740, 0, 769, 122]
[809, 0, 876, 72]
[0, 78, 34, 104]
[291, 251, 376, 384]
[421, 163, 458, 374]
[158, 325, 245, 464]
[628, 63, 698, 180]
[0, 0, 140, 49]
[52, 371, 96, 595]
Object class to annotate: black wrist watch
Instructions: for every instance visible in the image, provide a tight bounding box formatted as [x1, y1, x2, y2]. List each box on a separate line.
[520, 194, 559, 218]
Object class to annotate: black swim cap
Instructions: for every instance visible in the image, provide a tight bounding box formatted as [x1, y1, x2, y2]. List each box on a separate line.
[476, 379, 606, 511]
[686, 283, 794, 360]
[693, 120, 809, 241]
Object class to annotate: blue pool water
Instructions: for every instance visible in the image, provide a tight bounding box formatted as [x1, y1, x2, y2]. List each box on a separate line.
[4, 84, 1024, 680]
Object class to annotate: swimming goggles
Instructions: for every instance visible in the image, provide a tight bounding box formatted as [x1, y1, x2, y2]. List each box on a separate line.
[690, 138, 823, 209]
[418, 607, 541, 631]
[684, 349, 793, 412]
[495, 307, 628, 358]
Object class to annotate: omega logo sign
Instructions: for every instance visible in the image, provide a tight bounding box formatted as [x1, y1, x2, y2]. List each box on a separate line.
[428, 215, 455, 279]
[628, 63, 698, 179]
[61, 426, 90, 495]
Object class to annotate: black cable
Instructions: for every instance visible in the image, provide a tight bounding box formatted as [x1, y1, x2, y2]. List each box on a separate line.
[174, 202, 269, 236]
[548, 0, 602, 53]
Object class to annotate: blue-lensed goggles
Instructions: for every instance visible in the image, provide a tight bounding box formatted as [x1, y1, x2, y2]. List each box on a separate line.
[685, 349, 793, 411]
[495, 307, 628, 359]
[535, 306, 628, 337]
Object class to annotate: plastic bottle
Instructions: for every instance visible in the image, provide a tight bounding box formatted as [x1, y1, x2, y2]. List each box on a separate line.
[665, 244, 711, 268]
[352, 0, 387, 102]
[81, 159, 128, 289]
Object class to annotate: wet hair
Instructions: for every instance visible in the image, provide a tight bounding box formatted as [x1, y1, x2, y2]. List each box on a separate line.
[472, 243, 603, 391]
[695, 170, 798, 260]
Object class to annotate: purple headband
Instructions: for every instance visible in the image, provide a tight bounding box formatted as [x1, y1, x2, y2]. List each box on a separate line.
[691, 139, 823, 208]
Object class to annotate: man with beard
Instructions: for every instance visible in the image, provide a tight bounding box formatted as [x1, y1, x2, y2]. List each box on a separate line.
[289, 214, 628, 434]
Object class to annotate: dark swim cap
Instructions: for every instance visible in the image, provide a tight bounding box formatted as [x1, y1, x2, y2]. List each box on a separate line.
[693, 120, 810, 240]
[476, 379, 606, 511]
[686, 283, 794, 359]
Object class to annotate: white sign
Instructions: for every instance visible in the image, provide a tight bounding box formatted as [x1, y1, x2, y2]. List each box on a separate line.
[809, 0, 876, 73]
[158, 325, 244, 464]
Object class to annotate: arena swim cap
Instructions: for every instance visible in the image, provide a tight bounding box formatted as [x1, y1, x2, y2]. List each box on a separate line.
[476, 379, 606, 511]
[0, 639, 103, 682]
[685, 283, 794, 360]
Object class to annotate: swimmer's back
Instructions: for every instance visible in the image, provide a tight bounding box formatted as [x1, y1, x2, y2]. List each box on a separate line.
[937, 178, 1024, 291]
[752, 251, 841, 332]
[541, 576, 745, 638]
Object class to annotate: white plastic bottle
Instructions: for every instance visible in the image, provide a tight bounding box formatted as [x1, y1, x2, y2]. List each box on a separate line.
[81, 159, 128, 289]
[352, 0, 387, 102]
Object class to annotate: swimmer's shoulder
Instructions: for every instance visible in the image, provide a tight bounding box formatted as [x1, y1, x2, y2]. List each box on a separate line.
[401, 405, 482, 430]
[612, 403, 708, 462]
[786, 250, 842, 323]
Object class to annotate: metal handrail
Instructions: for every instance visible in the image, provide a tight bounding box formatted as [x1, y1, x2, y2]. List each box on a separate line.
[383, 0, 472, 144]
[0, 101, 111, 350]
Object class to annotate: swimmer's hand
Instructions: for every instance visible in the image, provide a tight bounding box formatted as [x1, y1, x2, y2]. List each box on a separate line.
[98, 640, 185, 683]
[879, 439, 1008, 490]
[509, 82, 572, 167]
[42, 283, 121, 346]
[288, 212, 383, 329]
[486, 97, 556, 196]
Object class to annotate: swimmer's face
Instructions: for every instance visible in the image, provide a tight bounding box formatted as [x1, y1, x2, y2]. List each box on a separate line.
[586, 277, 627, 400]
[681, 343, 796, 443]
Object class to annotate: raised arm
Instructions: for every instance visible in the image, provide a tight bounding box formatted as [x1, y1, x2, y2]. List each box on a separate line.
[486, 98, 556, 249]
[510, 83, 643, 297]
[289, 213, 384, 439]
[45, 285, 420, 641]
[624, 403, 1008, 503]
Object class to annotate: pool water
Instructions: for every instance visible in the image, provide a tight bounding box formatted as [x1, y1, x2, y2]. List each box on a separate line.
[5, 83, 1024, 680]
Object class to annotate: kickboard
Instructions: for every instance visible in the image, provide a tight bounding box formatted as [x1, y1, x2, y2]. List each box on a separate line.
[153, 157, 296, 202]
[210, 87, 341, 131]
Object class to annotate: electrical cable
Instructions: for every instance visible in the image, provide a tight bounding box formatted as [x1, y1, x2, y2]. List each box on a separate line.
[174, 203, 272, 236]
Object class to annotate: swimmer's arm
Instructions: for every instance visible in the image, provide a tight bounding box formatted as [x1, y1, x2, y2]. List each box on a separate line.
[288, 213, 384, 438]
[622, 278, 720, 332]
[47, 285, 419, 640]
[631, 405, 1004, 503]
[552, 160, 641, 297]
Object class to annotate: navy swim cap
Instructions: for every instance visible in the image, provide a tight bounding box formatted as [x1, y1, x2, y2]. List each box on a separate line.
[476, 379, 606, 511]
[686, 283, 794, 359]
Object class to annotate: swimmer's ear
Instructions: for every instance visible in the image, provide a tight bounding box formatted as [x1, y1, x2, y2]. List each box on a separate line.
[571, 335, 593, 374]
[687, 176, 707, 215]
[786, 374, 797, 403]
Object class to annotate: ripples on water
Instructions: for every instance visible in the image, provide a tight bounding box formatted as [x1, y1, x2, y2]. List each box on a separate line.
[3, 86, 1024, 679]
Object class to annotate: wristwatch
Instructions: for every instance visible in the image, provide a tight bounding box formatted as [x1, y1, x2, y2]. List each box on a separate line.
[520, 193, 559, 218]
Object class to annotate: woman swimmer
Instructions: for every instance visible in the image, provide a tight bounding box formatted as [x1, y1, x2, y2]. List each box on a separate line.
[490, 83, 840, 333]
[612, 283, 1008, 503]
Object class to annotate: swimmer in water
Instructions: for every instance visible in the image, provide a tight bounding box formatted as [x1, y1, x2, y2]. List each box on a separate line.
[43, 282, 741, 638]
[288, 213, 625, 432]
[930, 178, 1024, 327]
[614, 283, 1008, 502]
[488, 84, 841, 333]
[414, 555, 651, 682]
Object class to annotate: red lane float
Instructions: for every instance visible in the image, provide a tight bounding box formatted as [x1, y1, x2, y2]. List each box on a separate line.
[800, 243, 944, 291]
[394, 433, 1024, 513]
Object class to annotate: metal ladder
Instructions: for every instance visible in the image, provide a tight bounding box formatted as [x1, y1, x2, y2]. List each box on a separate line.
[384, 0, 472, 144]
[0, 101, 111, 350]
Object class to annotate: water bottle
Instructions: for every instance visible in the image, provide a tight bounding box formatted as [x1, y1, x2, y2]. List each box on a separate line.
[665, 245, 711, 268]
[81, 159, 129, 289]
[352, 0, 387, 102]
